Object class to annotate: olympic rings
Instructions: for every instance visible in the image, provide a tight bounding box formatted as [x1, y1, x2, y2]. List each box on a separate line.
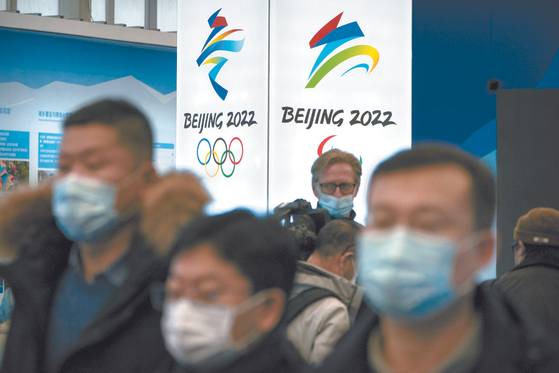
[196, 137, 244, 177]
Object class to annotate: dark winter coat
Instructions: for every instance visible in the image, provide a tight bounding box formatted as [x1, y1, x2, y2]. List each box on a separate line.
[494, 255, 559, 336]
[0, 172, 209, 373]
[315, 284, 559, 373]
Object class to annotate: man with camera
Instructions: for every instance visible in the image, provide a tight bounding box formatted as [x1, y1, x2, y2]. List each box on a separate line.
[274, 149, 362, 259]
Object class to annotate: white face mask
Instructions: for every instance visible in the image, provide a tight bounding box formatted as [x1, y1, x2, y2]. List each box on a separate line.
[52, 174, 120, 243]
[161, 293, 267, 366]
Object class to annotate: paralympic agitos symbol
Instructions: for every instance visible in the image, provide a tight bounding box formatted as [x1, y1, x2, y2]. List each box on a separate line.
[317, 134, 363, 164]
[197, 137, 244, 178]
[196, 9, 245, 100]
[306, 12, 380, 88]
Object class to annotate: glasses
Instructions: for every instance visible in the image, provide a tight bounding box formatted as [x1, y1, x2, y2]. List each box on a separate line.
[319, 182, 356, 195]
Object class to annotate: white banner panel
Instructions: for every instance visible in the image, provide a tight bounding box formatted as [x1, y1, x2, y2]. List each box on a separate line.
[269, 0, 412, 222]
[176, 1, 269, 213]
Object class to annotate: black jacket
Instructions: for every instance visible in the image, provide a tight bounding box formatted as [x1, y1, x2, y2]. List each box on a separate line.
[315, 285, 559, 373]
[0, 181, 191, 373]
[494, 255, 559, 335]
[159, 327, 307, 373]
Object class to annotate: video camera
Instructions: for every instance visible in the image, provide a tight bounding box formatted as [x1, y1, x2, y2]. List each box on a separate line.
[273, 199, 331, 260]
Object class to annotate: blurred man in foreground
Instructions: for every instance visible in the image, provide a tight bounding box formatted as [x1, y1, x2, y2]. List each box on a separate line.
[159, 210, 305, 373]
[319, 144, 559, 373]
[0, 100, 208, 373]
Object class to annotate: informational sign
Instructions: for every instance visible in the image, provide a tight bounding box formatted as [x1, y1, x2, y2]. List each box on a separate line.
[176, 0, 269, 213]
[269, 0, 412, 221]
[0, 27, 177, 186]
[177, 1, 412, 219]
[0, 130, 30, 191]
[38, 133, 62, 169]
[37, 132, 61, 183]
[0, 130, 29, 160]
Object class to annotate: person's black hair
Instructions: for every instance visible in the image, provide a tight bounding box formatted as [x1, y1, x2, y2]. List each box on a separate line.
[169, 210, 298, 294]
[315, 220, 361, 258]
[371, 143, 495, 230]
[64, 99, 153, 162]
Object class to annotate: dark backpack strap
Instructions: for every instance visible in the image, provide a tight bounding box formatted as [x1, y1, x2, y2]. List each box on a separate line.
[285, 286, 341, 324]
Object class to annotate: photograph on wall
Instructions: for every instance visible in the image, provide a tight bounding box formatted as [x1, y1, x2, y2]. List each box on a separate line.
[0, 160, 29, 192]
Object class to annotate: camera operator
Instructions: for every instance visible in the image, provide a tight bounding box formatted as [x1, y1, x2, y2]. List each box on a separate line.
[273, 149, 363, 259]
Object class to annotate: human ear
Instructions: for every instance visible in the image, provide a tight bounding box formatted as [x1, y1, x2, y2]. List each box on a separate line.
[256, 288, 286, 332]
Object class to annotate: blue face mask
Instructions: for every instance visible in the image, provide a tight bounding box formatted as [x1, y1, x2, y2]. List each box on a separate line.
[52, 174, 120, 243]
[357, 227, 470, 321]
[318, 192, 354, 218]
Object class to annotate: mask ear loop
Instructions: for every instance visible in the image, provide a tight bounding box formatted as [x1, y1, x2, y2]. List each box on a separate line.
[452, 231, 491, 296]
[114, 164, 154, 222]
[229, 290, 276, 350]
[340, 244, 357, 283]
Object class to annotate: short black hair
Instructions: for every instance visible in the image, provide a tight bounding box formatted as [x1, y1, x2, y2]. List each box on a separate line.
[170, 210, 297, 295]
[315, 220, 361, 257]
[64, 99, 153, 162]
[371, 143, 495, 230]
[524, 244, 559, 262]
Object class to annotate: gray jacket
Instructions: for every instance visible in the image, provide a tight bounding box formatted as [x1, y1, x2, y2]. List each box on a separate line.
[287, 261, 363, 364]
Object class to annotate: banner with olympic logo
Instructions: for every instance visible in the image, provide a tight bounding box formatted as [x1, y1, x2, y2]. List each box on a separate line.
[177, 0, 411, 221]
[177, 0, 268, 214]
[196, 137, 244, 178]
[268, 0, 412, 222]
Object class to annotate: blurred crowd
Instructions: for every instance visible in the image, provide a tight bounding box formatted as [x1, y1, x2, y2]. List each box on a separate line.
[0, 99, 558, 373]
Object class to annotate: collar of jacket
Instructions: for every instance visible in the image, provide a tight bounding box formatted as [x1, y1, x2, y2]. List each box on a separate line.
[329, 285, 557, 372]
[294, 261, 363, 321]
[187, 326, 304, 373]
[512, 254, 559, 273]
[0, 172, 209, 273]
[67, 242, 131, 288]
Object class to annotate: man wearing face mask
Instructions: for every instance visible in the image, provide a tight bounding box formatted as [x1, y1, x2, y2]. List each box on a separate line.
[318, 144, 559, 373]
[286, 219, 363, 365]
[0, 99, 173, 373]
[311, 149, 361, 221]
[157, 210, 306, 373]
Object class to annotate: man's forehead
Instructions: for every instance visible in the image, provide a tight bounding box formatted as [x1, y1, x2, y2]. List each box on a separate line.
[60, 124, 121, 155]
[171, 245, 252, 290]
[369, 164, 472, 211]
[173, 244, 241, 278]
[320, 162, 355, 178]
